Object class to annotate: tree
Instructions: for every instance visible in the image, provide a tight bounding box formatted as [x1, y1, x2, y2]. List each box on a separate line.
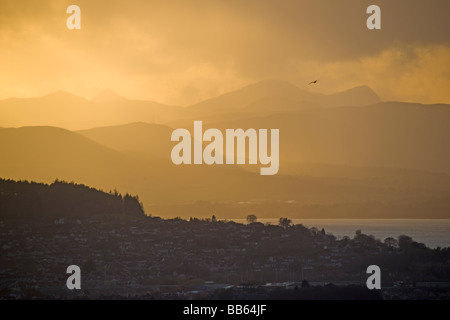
[398, 235, 413, 250]
[123, 193, 145, 217]
[384, 237, 398, 248]
[212, 215, 217, 223]
[278, 217, 292, 229]
[246, 214, 257, 224]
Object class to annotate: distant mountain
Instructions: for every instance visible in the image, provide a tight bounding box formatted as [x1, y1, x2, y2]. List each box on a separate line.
[199, 101, 450, 175]
[183, 80, 381, 120]
[0, 91, 184, 130]
[0, 81, 381, 130]
[324, 85, 381, 108]
[0, 125, 262, 206]
[42, 90, 88, 103]
[91, 89, 127, 102]
[78, 122, 174, 159]
[185, 80, 314, 117]
[0, 126, 137, 185]
[2, 125, 450, 218]
[0, 92, 87, 129]
[0, 126, 190, 211]
[2, 81, 450, 219]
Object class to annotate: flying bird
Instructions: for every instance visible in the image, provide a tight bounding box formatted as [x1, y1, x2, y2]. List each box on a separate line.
[309, 80, 319, 85]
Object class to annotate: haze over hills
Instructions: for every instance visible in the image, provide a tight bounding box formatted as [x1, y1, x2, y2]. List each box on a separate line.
[1, 80, 450, 219]
[78, 122, 174, 159]
[1, 124, 450, 219]
[0, 80, 381, 130]
[324, 85, 381, 108]
[0, 90, 184, 130]
[183, 80, 381, 119]
[0, 126, 139, 189]
[196, 101, 450, 175]
[91, 89, 128, 103]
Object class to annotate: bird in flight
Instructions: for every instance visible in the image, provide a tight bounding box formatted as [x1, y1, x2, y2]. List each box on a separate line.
[309, 80, 319, 85]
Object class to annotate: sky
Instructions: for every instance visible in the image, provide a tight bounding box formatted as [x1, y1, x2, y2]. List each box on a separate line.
[0, 0, 450, 106]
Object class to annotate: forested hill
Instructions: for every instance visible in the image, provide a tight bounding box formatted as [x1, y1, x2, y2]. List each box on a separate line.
[0, 178, 145, 220]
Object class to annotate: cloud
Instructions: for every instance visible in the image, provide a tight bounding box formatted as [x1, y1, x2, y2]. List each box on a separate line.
[0, 0, 449, 105]
[294, 45, 450, 104]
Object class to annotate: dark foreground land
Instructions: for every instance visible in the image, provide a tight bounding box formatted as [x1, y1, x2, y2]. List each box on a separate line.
[0, 179, 449, 299]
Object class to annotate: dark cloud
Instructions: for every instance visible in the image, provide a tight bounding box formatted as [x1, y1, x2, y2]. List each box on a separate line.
[0, 0, 449, 104]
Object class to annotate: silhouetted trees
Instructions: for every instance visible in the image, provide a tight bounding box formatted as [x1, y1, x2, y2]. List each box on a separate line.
[246, 214, 257, 224]
[398, 235, 414, 250]
[0, 178, 145, 220]
[123, 193, 145, 217]
[278, 217, 292, 229]
[384, 237, 398, 248]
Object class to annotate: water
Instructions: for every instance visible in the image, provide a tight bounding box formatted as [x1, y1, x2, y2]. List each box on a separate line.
[233, 219, 450, 248]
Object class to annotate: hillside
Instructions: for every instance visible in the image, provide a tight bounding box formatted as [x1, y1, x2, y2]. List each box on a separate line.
[1, 81, 450, 219]
[185, 101, 450, 175]
[0, 178, 144, 220]
[2, 125, 450, 219]
[78, 122, 174, 159]
[0, 81, 381, 130]
[182, 80, 381, 119]
[0, 91, 184, 130]
[0, 126, 140, 185]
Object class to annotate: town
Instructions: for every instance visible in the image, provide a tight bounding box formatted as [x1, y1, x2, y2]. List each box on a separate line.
[1, 214, 449, 299]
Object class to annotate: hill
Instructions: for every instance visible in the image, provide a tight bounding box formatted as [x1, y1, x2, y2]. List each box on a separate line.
[324, 85, 381, 108]
[1, 80, 450, 219]
[90, 89, 128, 102]
[0, 126, 140, 185]
[0, 178, 144, 220]
[182, 80, 381, 119]
[0, 91, 184, 130]
[2, 125, 450, 219]
[78, 122, 174, 159]
[182, 101, 450, 175]
[0, 81, 381, 130]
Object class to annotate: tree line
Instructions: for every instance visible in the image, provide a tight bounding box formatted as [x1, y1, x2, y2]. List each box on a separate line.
[0, 178, 145, 220]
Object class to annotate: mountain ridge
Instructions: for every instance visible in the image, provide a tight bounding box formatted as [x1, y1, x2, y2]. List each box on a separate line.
[91, 89, 128, 102]
[185, 80, 381, 115]
[1, 124, 450, 218]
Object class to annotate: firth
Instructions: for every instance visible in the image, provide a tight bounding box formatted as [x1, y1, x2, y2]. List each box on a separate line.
[171, 121, 279, 175]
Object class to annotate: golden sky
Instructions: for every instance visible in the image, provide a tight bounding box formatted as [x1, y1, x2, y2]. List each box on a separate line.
[1, 0, 449, 105]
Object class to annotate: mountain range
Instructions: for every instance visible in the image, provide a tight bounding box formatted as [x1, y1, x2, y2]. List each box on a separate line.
[0, 80, 380, 130]
[0, 90, 184, 130]
[1, 80, 449, 219]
